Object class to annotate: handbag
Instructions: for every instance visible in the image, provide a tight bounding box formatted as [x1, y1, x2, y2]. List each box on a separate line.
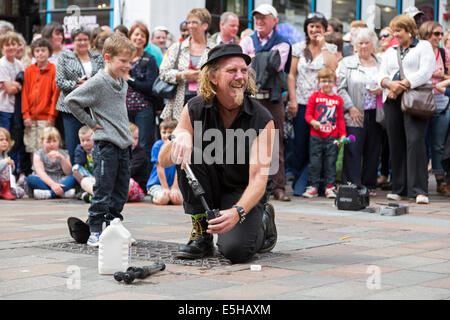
[152, 43, 182, 99]
[396, 46, 436, 120]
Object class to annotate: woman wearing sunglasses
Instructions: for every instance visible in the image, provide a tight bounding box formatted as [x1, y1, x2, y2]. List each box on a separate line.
[419, 21, 450, 195]
[287, 12, 338, 196]
[378, 27, 396, 53]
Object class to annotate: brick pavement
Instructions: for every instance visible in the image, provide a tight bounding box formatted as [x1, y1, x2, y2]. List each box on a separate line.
[0, 182, 449, 300]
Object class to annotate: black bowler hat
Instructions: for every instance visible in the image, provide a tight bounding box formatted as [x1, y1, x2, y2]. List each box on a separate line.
[201, 44, 251, 70]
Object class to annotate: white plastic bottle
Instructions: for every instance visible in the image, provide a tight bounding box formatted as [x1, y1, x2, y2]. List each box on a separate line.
[98, 218, 132, 275]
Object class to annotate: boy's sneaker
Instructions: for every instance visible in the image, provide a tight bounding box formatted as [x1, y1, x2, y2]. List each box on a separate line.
[33, 189, 52, 200]
[17, 174, 26, 186]
[87, 232, 101, 247]
[302, 186, 318, 198]
[64, 188, 76, 198]
[325, 185, 337, 198]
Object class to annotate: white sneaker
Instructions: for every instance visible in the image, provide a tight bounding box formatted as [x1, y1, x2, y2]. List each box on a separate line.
[64, 188, 76, 198]
[416, 195, 429, 204]
[387, 193, 402, 201]
[325, 185, 337, 198]
[33, 189, 52, 200]
[87, 232, 101, 247]
[302, 186, 318, 198]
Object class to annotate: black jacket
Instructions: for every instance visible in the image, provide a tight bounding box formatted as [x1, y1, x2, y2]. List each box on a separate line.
[251, 50, 287, 103]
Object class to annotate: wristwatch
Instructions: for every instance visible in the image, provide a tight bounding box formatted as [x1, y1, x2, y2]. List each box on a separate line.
[168, 134, 176, 142]
[233, 205, 246, 224]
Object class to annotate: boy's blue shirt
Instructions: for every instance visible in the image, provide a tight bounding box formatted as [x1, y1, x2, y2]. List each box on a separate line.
[147, 139, 176, 188]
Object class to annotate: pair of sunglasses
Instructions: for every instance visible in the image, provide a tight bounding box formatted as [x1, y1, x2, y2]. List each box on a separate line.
[307, 12, 325, 19]
[433, 31, 444, 37]
[379, 33, 391, 39]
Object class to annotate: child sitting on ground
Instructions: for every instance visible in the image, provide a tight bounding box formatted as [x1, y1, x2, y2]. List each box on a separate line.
[0, 127, 24, 199]
[26, 126, 77, 199]
[72, 126, 94, 200]
[79, 122, 150, 203]
[147, 118, 182, 205]
[303, 67, 346, 199]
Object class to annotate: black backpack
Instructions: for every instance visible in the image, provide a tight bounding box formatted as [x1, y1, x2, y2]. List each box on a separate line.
[335, 183, 370, 211]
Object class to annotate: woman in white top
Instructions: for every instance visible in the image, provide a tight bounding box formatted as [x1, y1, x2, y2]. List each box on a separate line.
[286, 12, 338, 196]
[378, 15, 435, 204]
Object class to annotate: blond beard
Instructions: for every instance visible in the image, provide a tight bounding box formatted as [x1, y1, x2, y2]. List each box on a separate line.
[233, 89, 245, 106]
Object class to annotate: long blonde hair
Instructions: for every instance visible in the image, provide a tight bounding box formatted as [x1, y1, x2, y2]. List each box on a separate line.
[199, 61, 257, 102]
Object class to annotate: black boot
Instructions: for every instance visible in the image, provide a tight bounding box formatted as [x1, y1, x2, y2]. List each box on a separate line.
[176, 214, 214, 259]
[258, 203, 277, 253]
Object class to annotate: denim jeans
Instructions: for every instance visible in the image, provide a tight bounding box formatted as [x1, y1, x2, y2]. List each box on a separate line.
[287, 104, 310, 195]
[128, 108, 154, 169]
[62, 112, 84, 165]
[88, 141, 131, 233]
[26, 174, 77, 198]
[426, 94, 450, 175]
[309, 135, 338, 188]
[0, 111, 13, 131]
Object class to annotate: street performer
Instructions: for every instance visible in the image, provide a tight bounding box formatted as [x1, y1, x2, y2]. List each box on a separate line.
[158, 44, 278, 263]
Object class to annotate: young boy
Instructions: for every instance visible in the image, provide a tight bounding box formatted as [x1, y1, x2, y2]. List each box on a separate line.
[147, 118, 182, 205]
[22, 38, 59, 157]
[303, 67, 346, 199]
[0, 31, 24, 131]
[128, 122, 150, 202]
[72, 125, 94, 190]
[65, 34, 136, 246]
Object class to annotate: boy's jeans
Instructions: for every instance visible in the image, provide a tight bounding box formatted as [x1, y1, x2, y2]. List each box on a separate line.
[88, 141, 131, 233]
[308, 135, 338, 188]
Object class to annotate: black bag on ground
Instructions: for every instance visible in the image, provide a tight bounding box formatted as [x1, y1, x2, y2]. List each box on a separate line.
[335, 183, 370, 211]
[67, 217, 90, 244]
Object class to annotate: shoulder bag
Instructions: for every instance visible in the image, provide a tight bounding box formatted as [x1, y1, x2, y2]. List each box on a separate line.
[152, 43, 182, 100]
[396, 46, 436, 120]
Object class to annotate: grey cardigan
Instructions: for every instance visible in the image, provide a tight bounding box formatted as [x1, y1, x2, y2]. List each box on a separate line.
[55, 49, 104, 113]
[64, 69, 133, 149]
[337, 53, 381, 127]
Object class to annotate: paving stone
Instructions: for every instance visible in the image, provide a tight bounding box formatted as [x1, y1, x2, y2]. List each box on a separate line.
[369, 255, 446, 269]
[375, 270, 448, 287]
[363, 285, 450, 300]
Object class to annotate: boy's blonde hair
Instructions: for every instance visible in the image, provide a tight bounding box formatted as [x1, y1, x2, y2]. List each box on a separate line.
[0, 31, 21, 49]
[78, 125, 93, 136]
[0, 127, 14, 153]
[160, 118, 178, 131]
[129, 122, 139, 133]
[102, 33, 136, 58]
[40, 127, 62, 146]
[318, 67, 336, 82]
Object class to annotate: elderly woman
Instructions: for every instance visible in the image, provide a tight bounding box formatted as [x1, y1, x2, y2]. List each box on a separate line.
[125, 22, 158, 165]
[337, 28, 382, 196]
[159, 8, 214, 121]
[419, 21, 450, 195]
[378, 15, 435, 204]
[55, 27, 104, 163]
[286, 12, 338, 196]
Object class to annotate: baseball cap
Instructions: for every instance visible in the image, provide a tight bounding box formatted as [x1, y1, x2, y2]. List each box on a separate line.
[404, 6, 424, 18]
[252, 4, 278, 18]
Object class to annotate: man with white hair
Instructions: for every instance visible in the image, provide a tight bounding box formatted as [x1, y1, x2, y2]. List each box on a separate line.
[240, 4, 292, 202]
[209, 11, 240, 46]
[151, 26, 169, 54]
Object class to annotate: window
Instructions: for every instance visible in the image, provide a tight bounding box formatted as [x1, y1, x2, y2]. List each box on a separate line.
[206, 0, 250, 35]
[415, 0, 435, 22]
[273, 0, 311, 33]
[331, 0, 357, 32]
